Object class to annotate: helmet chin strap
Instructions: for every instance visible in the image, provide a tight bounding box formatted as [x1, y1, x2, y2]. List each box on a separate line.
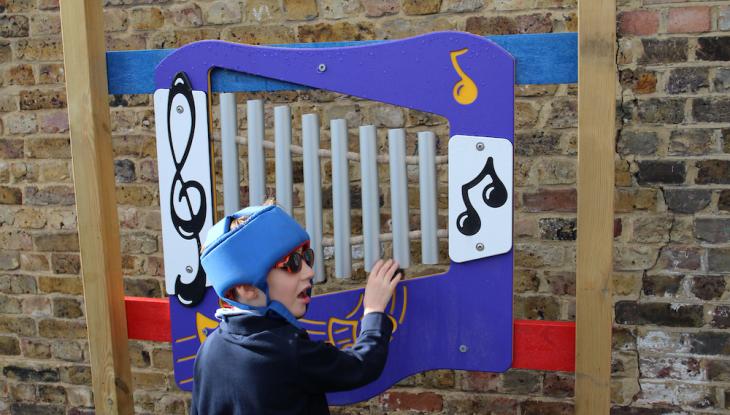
[267, 301, 303, 329]
[221, 285, 303, 329]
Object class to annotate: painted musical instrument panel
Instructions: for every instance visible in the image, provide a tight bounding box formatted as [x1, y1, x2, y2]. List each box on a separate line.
[153, 31, 514, 405]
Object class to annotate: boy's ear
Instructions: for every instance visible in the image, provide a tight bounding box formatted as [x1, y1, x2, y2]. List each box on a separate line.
[235, 284, 260, 301]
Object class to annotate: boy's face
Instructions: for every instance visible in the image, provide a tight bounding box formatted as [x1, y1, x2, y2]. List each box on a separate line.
[266, 246, 314, 318]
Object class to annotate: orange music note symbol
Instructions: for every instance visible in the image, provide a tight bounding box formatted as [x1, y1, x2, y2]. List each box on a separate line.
[450, 49, 478, 105]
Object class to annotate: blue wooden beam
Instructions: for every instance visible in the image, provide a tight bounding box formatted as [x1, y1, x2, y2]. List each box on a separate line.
[107, 32, 576, 95]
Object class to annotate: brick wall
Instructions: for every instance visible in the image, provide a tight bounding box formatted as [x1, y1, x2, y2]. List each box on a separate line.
[614, 1, 730, 413]
[0, 0, 728, 414]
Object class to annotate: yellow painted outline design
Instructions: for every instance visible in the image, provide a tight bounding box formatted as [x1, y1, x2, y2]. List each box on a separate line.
[196, 312, 219, 343]
[450, 48, 478, 105]
[399, 286, 408, 325]
[176, 354, 196, 363]
[302, 285, 408, 349]
[179, 377, 194, 385]
[327, 317, 359, 345]
[299, 318, 326, 326]
[387, 314, 398, 335]
[346, 294, 364, 319]
[327, 317, 359, 347]
[175, 334, 197, 343]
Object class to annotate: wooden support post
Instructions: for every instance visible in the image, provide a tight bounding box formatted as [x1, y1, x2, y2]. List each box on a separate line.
[576, 0, 616, 413]
[60, 1, 134, 414]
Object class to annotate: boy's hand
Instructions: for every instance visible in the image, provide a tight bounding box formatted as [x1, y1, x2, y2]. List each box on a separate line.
[363, 259, 403, 315]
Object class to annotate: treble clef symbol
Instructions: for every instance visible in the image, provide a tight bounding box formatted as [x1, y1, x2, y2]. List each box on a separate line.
[456, 156, 508, 236]
[166, 72, 207, 306]
[450, 48, 478, 106]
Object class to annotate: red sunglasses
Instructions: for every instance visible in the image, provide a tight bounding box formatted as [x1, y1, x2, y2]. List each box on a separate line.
[275, 243, 315, 274]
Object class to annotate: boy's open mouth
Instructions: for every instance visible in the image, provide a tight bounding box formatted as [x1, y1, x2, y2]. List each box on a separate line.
[297, 287, 311, 302]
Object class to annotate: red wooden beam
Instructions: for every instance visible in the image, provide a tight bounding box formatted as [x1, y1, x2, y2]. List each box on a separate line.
[513, 319, 575, 372]
[125, 296, 170, 342]
[124, 297, 576, 372]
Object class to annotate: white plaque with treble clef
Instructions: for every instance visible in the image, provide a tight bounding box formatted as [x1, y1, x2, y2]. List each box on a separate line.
[153, 73, 214, 306]
[448, 135, 513, 263]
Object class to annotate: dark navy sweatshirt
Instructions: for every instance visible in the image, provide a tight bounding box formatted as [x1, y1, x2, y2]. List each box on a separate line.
[190, 310, 393, 415]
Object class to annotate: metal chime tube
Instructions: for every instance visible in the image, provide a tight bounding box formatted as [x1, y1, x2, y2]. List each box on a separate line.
[388, 128, 410, 268]
[303, 114, 325, 283]
[331, 119, 351, 278]
[247, 99, 266, 206]
[418, 131, 438, 264]
[220, 93, 240, 215]
[274, 105, 293, 215]
[359, 125, 380, 272]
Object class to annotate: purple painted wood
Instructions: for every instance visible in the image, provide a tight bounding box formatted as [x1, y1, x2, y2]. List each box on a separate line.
[156, 31, 514, 140]
[155, 31, 514, 405]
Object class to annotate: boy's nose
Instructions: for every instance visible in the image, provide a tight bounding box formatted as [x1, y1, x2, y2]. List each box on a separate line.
[300, 261, 315, 280]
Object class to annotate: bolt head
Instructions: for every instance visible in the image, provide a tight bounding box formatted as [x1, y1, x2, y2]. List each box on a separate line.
[476, 243, 484, 251]
[176, 105, 184, 114]
[185, 265, 193, 273]
[317, 63, 327, 73]
[459, 345, 468, 352]
[476, 142, 484, 151]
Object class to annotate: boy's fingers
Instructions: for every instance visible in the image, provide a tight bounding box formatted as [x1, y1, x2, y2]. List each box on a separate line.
[386, 261, 399, 279]
[371, 261, 386, 280]
[377, 259, 392, 279]
[371, 259, 384, 273]
[389, 273, 402, 289]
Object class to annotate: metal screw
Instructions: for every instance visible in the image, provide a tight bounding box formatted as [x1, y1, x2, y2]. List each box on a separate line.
[317, 63, 327, 73]
[476, 142, 484, 151]
[176, 105, 184, 114]
[185, 265, 193, 273]
[459, 345, 469, 353]
[476, 243, 484, 251]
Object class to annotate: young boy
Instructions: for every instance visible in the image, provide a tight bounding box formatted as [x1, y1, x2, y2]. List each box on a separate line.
[191, 203, 402, 414]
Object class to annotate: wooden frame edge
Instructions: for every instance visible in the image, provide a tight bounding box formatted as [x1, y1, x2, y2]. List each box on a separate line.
[60, 1, 134, 413]
[576, 0, 617, 413]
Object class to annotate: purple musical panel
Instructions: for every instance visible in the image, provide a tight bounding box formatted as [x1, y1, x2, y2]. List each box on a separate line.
[153, 31, 514, 404]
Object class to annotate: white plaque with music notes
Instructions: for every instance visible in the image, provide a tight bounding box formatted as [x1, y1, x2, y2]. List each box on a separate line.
[448, 135, 513, 263]
[153, 81, 214, 302]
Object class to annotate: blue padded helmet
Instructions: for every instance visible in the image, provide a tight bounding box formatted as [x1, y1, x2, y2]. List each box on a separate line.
[200, 205, 310, 327]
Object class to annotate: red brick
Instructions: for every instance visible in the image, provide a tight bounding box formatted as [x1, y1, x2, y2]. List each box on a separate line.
[383, 391, 443, 412]
[522, 188, 577, 212]
[668, 7, 710, 33]
[618, 11, 659, 36]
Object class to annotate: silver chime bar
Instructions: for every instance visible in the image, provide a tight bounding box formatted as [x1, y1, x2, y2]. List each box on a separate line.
[331, 119, 352, 278]
[220, 93, 240, 216]
[302, 113, 326, 283]
[247, 99, 266, 206]
[218, 98, 443, 283]
[274, 105, 293, 215]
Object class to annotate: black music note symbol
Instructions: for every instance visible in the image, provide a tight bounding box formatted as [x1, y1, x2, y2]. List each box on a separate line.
[456, 156, 508, 236]
[166, 72, 207, 307]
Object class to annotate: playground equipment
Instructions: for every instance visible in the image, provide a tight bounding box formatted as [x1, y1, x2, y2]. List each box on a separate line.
[59, 1, 615, 413]
[149, 32, 520, 403]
